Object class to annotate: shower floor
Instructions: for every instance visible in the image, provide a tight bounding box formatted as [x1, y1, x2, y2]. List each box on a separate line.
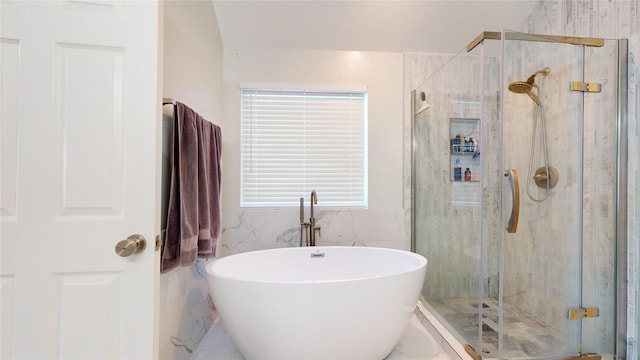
[426, 297, 577, 359]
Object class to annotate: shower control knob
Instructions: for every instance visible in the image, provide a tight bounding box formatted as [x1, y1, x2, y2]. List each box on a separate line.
[533, 166, 559, 189]
[115, 234, 147, 257]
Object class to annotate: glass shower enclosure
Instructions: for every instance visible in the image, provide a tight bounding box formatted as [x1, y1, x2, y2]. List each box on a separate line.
[412, 30, 628, 359]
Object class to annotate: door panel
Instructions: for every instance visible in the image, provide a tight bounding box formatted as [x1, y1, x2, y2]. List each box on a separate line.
[1, 1, 159, 358]
[0, 275, 15, 359]
[57, 43, 125, 217]
[55, 272, 122, 358]
[0, 38, 19, 220]
[580, 39, 620, 356]
[501, 31, 585, 358]
[500, 33, 622, 359]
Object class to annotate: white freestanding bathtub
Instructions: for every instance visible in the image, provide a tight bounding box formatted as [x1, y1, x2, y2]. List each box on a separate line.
[205, 246, 427, 360]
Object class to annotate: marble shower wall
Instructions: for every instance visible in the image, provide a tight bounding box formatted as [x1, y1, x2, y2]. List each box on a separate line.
[521, 1, 639, 357]
[404, 50, 502, 301]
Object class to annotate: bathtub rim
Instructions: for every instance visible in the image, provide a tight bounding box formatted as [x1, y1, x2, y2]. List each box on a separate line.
[205, 246, 427, 285]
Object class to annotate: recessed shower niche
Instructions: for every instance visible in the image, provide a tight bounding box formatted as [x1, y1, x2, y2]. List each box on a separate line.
[450, 118, 480, 182]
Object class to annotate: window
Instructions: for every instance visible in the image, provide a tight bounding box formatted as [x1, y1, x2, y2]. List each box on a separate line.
[240, 88, 368, 208]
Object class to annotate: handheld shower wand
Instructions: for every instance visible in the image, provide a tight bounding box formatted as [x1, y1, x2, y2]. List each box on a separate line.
[508, 67, 555, 202]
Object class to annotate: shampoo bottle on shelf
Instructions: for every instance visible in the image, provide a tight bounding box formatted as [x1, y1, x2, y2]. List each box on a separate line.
[454, 159, 462, 181]
[465, 168, 472, 181]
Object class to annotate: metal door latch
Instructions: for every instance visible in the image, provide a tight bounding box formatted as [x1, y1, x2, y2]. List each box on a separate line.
[568, 307, 599, 320]
[155, 234, 163, 251]
[570, 81, 601, 92]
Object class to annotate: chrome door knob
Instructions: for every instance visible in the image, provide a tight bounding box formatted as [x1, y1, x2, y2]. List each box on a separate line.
[115, 234, 146, 257]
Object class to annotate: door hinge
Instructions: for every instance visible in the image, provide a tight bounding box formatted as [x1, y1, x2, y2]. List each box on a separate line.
[570, 81, 601, 93]
[568, 307, 599, 320]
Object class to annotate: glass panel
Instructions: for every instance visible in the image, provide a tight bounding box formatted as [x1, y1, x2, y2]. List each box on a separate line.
[479, 37, 503, 358]
[414, 43, 485, 353]
[501, 30, 584, 358]
[580, 39, 620, 358]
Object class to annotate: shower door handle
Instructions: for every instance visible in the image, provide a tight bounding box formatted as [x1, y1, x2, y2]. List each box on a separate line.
[505, 169, 520, 233]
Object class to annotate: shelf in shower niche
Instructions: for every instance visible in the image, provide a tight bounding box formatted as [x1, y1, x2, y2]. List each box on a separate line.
[451, 151, 480, 156]
[450, 117, 480, 183]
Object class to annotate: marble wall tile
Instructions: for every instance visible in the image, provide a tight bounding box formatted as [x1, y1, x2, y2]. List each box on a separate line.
[218, 208, 408, 258]
[159, 260, 216, 360]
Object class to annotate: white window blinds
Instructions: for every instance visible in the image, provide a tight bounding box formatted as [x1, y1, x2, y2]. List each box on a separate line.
[240, 88, 368, 208]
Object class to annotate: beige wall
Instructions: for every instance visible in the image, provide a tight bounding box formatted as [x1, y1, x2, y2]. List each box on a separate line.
[217, 49, 408, 256]
[221, 48, 404, 210]
[160, 1, 223, 359]
[163, 1, 223, 121]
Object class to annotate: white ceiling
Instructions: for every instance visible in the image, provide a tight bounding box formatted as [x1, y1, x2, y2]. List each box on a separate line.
[212, 0, 539, 53]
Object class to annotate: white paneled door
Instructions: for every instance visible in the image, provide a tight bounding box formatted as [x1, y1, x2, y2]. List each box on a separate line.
[1, 1, 159, 358]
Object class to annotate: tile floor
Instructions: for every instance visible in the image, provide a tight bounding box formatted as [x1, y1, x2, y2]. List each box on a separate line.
[190, 312, 454, 360]
[427, 298, 577, 359]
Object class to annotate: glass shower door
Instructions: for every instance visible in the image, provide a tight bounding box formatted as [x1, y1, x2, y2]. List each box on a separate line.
[499, 30, 618, 359]
[579, 38, 621, 358]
